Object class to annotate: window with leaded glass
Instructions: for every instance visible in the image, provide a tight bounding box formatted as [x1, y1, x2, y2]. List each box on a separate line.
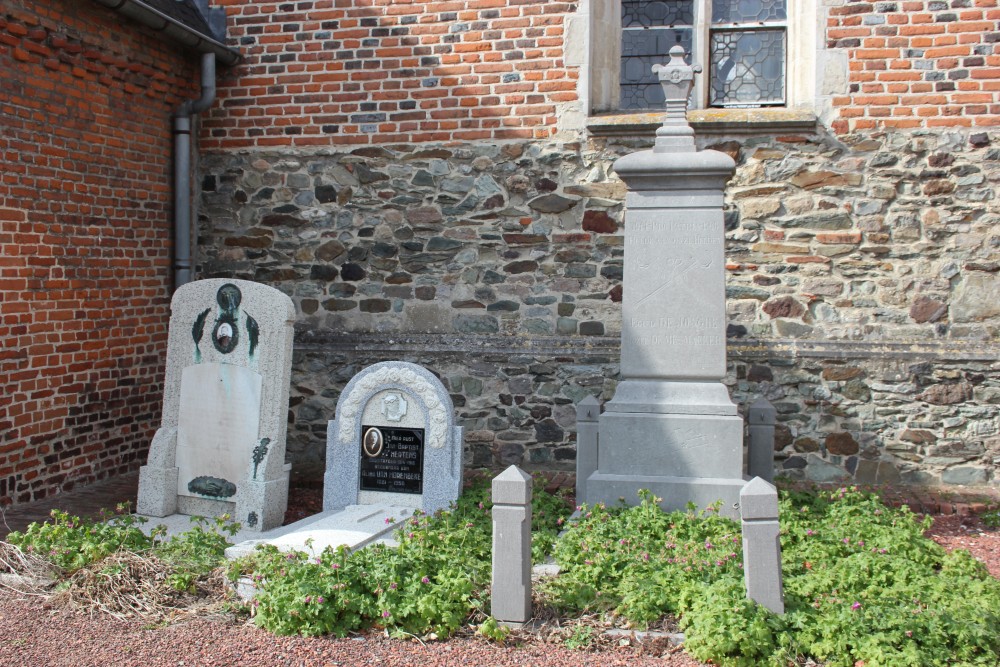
[619, 0, 787, 110]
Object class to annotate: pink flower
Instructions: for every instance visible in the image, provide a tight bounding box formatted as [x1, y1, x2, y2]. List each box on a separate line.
[390, 582, 398, 590]
[421, 576, 430, 584]
[305, 596, 312, 603]
[851, 602, 862, 611]
[806, 529, 815, 536]
[382, 610, 391, 618]
[332, 563, 340, 569]
[317, 596, 325, 604]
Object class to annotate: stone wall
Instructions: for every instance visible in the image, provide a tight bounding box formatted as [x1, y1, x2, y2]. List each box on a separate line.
[198, 125, 1000, 487]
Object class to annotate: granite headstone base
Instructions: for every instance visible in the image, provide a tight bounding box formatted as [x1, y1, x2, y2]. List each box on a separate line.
[596, 412, 744, 479]
[583, 473, 746, 519]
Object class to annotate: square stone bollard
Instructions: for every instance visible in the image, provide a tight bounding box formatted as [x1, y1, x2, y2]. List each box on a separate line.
[748, 397, 777, 483]
[740, 476, 784, 614]
[491, 465, 532, 625]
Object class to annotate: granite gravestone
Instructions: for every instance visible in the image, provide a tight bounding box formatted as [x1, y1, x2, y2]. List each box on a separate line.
[577, 46, 745, 517]
[137, 279, 295, 532]
[325, 361, 463, 515]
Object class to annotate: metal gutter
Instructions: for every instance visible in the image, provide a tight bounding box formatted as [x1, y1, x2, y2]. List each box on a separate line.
[173, 52, 217, 289]
[92, 0, 241, 66]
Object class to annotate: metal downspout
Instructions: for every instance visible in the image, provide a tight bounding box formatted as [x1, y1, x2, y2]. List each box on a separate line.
[173, 52, 216, 289]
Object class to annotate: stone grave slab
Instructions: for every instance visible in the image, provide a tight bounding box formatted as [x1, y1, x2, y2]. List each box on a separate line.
[223, 504, 413, 560]
[137, 278, 295, 532]
[324, 361, 463, 515]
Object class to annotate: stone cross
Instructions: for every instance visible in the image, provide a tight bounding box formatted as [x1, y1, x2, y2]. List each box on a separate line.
[652, 44, 702, 152]
[491, 465, 532, 625]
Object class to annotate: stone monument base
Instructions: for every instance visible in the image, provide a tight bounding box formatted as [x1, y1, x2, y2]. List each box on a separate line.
[136, 465, 179, 516]
[583, 473, 747, 519]
[597, 411, 744, 480]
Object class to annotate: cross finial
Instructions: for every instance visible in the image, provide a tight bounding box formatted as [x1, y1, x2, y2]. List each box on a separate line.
[651, 45, 701, 152]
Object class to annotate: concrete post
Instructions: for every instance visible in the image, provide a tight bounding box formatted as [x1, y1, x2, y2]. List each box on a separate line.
[491, 465, 532, 625]
[740, 477, 784, 614]
[748, 397, 777, 483]
[575, 395, 600, 505]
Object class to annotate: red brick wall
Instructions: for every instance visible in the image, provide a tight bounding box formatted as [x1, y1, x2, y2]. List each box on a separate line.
[829, 0, 1000, 132]
[0, 0, 199, 505]
[202, 0, 578, 148]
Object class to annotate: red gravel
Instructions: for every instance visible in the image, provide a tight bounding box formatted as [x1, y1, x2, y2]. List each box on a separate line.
[0, 596, 704, 667]
[925, 513, 1000, 578]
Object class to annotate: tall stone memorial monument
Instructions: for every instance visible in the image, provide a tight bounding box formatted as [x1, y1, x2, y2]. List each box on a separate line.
[137, 279, 295, 532]
[578, 46, 744, 516]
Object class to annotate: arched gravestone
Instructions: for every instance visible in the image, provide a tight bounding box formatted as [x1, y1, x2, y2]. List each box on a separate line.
[324, 361, 463, 515]
[137, 279, 295, 532]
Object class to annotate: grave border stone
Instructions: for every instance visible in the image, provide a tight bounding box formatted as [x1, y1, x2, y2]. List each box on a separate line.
[324, 361, 463, 515]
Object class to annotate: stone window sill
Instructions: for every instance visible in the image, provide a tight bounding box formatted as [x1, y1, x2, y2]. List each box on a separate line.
[587, 108, 818, 137]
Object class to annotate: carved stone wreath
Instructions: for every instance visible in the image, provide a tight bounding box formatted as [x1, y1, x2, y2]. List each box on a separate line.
[338, 365, 448, 447]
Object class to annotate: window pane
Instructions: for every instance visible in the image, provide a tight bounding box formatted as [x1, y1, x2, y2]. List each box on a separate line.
[711, 0, 787, 23]
[709, 29, 785, 106]
[620, 28, 693, 110]
[622, 0, 694, 28]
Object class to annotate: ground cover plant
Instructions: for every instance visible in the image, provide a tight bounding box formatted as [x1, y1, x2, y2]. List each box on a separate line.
[1, 505, 238, 618]
[229, 477, 572, 638]
[545, 487, 1000, 667]
[2, 484, 998, 667]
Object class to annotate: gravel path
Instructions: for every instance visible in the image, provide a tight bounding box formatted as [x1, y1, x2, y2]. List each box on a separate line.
[0, 596, 704, 667]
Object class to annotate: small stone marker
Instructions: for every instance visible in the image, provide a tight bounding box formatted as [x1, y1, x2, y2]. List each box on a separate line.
[575, 396, 600, 503]
[138, 278, 295, 532]
[740, 477, 784, 614]
[491, 465, 532, 625]
[748, 397, 777, 483]
[324, 361, 463, 515]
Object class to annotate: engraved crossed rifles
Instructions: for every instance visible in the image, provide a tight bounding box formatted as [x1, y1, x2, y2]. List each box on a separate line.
[635, 255, 713, 306]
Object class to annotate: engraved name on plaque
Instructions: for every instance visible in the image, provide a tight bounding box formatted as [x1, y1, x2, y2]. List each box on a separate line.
[359, 425, 425, 494]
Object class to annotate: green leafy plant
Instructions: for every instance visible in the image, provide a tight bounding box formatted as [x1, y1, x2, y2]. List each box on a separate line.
[563, 624, 595, 650]
[981, 508, 1000, 529]
[232, 477, 571, 638]
[542, 486, 1000, 667]
[5, 504, 153, 573]
[154, 515, 241, 593]
[477, 616, 511, 643]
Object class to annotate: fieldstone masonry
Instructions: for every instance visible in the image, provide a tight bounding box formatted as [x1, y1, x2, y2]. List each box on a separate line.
[138, 279, 295, 532]
[198, 123, 1000, 488]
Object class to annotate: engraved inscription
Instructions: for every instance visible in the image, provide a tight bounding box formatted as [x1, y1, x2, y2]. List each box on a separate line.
[359, 426, 424, 495]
